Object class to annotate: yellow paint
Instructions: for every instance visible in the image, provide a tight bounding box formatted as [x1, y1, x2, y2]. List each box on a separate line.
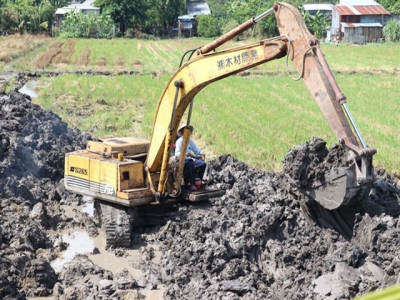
[65, 139, 148, 201]
[354, 284, 400, 300]
[87, 137, 150, 156]
[99, 160, 117, 191]
[66, 153, 90, 180]
[118, 162, 144, 191]
[90, 158, 100, 186]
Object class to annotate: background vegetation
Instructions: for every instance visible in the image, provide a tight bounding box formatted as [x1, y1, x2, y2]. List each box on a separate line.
[0, 0, 399, 38]
[1, 35, 398, 173]
[59, 11, 115, 38]
[383, 19, 400, 41]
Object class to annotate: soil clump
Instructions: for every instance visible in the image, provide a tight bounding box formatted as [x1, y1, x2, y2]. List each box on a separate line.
[0, 90, 399, 299]
[153, 151, 399, 299]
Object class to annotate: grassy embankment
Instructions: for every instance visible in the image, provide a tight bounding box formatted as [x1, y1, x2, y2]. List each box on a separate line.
[1, 36, 399, 173]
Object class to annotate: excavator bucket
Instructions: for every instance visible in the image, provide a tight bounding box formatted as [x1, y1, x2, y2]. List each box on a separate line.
[284, 138, 376, 210]
[303, 165, 373, 210]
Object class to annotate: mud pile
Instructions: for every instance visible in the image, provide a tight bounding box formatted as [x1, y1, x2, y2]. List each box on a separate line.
[153, 147, 400, 299]
[0, 89, 399, 299]
[0, 89, 91, 298]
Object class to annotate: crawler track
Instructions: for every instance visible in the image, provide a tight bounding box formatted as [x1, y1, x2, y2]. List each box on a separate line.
[94, 199, 179, 248]
[94, 199, 136, 248]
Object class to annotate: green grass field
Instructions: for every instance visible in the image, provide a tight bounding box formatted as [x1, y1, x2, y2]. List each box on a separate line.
[1, 36, 399, 173]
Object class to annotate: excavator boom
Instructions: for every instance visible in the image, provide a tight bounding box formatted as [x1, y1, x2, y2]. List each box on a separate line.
[145, 2, 375, 208]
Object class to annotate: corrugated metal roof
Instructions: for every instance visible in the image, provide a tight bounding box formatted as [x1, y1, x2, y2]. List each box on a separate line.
[56, 8, 67, 14]
[303, 4, 333, 11]
[341, 0, 378, 5]
[178, 15, 195, 20]
[56, 0, 99, 15]
[354, 5, 389, 15]
[187, 1, 210, 16]
[341, 22, 382, 28]
[334, 5, 356, 15]
[334, 4, 389, 15]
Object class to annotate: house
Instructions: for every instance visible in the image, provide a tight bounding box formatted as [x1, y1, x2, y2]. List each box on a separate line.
[177, 0, 210, 37]
[55, 0, 100, 27]
[331, 0, 390, 43]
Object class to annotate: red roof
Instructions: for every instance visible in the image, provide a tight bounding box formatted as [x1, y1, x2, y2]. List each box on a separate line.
[334, 5, 354, 15]
[334, 5, 389, 15]
[354, 5, 389, 15]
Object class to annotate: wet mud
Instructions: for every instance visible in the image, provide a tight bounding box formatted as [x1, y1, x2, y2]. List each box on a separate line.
[0, 90, 399, 299]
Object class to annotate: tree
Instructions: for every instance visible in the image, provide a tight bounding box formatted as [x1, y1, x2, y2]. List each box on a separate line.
[95, 0, 184, 35]
[0, 0, 56, 34]
[94, 0, 147, 33]
[303, 10, 331, 39]
[144, 0, 185, 35]
[48, 0, 69, 10]
[0, 7, 19, 33]
[376, 0, 400, 13]
[207, 0, 230, 20]
[226, 0, 278, 38]
[197, 14, 221, 38]
[30, 0, 54, 33]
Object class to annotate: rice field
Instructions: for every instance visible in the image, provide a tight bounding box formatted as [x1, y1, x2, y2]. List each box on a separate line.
[1, 35, 399, 173]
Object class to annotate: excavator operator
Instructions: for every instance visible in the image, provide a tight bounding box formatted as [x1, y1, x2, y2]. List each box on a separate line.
[175, 125, 206, 191]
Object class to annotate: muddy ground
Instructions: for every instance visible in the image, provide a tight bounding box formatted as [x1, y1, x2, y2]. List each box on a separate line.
[0, 87, 399, 300]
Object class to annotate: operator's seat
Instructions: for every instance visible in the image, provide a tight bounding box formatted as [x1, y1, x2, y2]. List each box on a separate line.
[171, 142, 191, 187]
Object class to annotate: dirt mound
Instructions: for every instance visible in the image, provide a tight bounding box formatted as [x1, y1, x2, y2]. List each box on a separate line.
[53, 254, 141, 299]
[0, 89, 91, 298]
[151, 154, 399, 299]
[0, 90, 399, 299]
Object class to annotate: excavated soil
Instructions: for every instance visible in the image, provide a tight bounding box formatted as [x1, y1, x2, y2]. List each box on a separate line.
[0, 90, 399, 300]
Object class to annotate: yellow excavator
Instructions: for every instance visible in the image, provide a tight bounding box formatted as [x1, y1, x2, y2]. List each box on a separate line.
[64, 2, 376, 247]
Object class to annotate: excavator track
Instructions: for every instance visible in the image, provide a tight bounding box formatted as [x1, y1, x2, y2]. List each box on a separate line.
[94, 199, 137, 248]
[94, 199, 179, 248]
[105, 224, 131, 248]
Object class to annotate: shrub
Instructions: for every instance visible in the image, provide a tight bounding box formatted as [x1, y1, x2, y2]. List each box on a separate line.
[383, 19, 400, 41]
[197, 15, 222, 38]
[60, 11, 115, 38]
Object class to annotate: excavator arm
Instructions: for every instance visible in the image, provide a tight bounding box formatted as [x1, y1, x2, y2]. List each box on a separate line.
[145, 2, 376, 208]
[145, 38, 287, 173]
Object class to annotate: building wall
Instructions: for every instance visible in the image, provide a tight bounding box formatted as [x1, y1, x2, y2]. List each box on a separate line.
[343, 26, 383, 43]
[361, 15, 385, 24]
[331, 9, 341, 35]
[341, 15, 361, 23]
